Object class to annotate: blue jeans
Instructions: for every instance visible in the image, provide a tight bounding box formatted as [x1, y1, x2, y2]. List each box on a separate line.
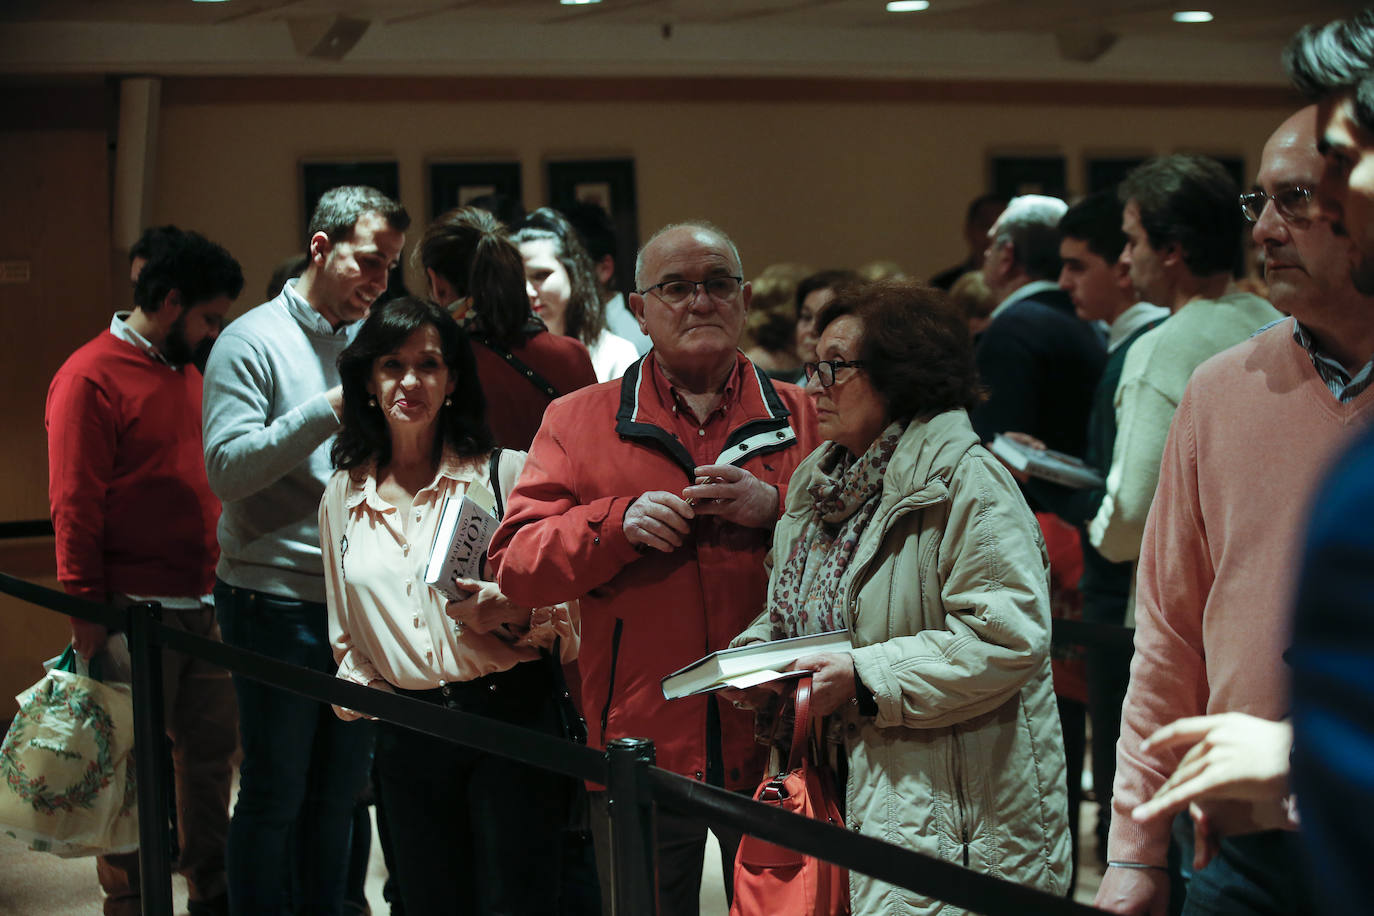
[214, 580, 376, 916]
[1182, 830, 1313, 916]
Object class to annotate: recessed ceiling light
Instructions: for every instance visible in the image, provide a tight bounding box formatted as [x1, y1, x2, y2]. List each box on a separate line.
[1172, 10, 1214, 23]
[887, 1, 931, 11]
[560, 0, 602, 5]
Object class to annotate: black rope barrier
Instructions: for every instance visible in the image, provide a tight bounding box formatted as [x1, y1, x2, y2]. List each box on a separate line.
[2, 523, 1117, 916]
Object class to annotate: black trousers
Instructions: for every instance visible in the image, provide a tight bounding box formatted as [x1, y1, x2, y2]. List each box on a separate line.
[374, 661, 572, 915]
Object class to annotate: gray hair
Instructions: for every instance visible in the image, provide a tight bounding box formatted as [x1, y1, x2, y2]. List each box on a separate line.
[634, 221, 743, 290]
[991, 195, 1069, 282]
[1286, 11, 1374, 134]
[307, 185, 410, 245]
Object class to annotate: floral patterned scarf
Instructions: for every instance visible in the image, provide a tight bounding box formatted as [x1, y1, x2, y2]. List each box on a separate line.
[768, 421, 906, 640]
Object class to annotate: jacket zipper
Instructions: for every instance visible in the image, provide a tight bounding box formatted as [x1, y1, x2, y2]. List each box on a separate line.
[953, 725, 970, 868]
[600, 618, 624, 737]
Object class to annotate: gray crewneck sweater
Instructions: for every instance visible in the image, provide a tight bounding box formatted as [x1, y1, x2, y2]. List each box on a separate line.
[202, 280, 356, 603]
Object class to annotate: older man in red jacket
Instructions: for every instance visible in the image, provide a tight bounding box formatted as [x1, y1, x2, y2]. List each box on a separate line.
[490, 221, 819, 915]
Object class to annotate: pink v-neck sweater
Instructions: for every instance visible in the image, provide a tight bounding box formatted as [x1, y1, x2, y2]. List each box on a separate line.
[1109, 320, 1374, 864]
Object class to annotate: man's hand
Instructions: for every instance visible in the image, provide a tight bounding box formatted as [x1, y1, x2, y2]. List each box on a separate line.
[991, 431, 1046, 484]
[624, 491, 695, 552]
[326, 385, 344, 420]
[71, 617, 109, 660]
[446, 577, 530, 634]
[1095, 865, 1170, 915]
[683, 464, 779, 529]
[1131, 713, 1292, 826]
[787, 652, 856, 717]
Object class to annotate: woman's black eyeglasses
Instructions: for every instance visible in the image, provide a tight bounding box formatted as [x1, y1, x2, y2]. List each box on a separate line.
[803, 359, 867, 389]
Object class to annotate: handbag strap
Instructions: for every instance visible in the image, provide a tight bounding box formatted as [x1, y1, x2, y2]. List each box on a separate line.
[471, 333, 561, 400]
[788, 675, 813, 772]
[487, 447, 505, 519]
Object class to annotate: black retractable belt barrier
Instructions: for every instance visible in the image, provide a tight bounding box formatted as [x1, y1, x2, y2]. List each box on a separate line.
[152, 624, 608, 785]
[653, 773, 1104, 916]
[1053, 617, 1138, 653]
[2, 524, 1116, 916]
[127, 601, 174, 916]
[606, 738, 658, 915]
[0, 519, 54, 540]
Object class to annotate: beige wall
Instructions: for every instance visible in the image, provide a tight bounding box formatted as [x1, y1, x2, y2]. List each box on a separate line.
[151, 87, 1295, 317]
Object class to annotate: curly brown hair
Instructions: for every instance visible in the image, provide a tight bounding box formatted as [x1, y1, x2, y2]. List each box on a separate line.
[815, 280, 985, 420]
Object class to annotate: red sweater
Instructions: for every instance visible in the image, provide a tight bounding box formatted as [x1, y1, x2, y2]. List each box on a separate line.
[1110, 321, 1374, 863]
[46, 331, 220, 601]
[473, 330, 599, 451]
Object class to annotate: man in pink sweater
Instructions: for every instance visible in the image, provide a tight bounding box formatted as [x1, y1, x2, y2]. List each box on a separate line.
[1096, 107, 1374, 915]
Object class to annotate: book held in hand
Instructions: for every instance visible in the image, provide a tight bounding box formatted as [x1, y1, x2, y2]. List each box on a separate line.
[990, 433, 1105, 490]
[424, 480, 499, 604]
[661, 629, 852, 700]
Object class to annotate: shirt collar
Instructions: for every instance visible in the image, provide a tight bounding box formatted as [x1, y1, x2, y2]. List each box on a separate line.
[1106, 302, 1170, 352]
[109, 312, 173, 366]
[1291, 318, 1374, 403]
[281, 278, 352, 338]
[987, 279, 1061, 324]
[647, 352, 743, 421]
[343, 448, 484, 511]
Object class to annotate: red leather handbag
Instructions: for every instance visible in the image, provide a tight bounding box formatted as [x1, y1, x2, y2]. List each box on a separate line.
[730, 676, 850, 916]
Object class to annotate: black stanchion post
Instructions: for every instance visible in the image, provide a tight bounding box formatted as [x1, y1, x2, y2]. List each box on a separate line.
[606, 737, 658, 916]
[127, 600, 173, 916]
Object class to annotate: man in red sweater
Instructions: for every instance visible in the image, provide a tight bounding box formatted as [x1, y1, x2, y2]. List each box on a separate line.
[1096, 107, 1374, 916]
[46, 227, 244, 916]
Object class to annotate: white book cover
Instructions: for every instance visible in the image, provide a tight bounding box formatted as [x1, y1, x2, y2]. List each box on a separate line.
[990, 433, 1105, 490]
[661, 629, 851, 700]
[423, 479, 499, 603]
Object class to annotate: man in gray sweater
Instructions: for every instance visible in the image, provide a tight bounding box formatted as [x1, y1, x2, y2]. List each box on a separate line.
[202, 185, 407, 915]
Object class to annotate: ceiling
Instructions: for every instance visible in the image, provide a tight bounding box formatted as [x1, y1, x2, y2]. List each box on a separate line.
[0, 0, 1365, 84]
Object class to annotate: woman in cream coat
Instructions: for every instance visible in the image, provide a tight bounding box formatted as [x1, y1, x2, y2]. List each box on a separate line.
[732, 281, 1071, 914]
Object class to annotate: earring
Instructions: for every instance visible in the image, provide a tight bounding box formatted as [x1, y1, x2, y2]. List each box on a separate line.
[368, 397, 377, 407]
[444, 397, 452, 407]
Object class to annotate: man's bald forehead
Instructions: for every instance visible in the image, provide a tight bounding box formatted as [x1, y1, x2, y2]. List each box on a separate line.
[635, 221, 743, 288]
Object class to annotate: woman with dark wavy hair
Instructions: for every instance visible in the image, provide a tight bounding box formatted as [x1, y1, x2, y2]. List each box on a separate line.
[320, 295, 577, 914]
[513, 207, 639, 382]
[419, 206, 597, 450]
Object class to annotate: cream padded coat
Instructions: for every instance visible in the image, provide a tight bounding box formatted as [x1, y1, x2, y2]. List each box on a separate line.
[736, 409, 1072, 915]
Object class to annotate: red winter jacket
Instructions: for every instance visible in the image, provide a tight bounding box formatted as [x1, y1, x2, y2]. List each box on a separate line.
[490, 353, 819, 789]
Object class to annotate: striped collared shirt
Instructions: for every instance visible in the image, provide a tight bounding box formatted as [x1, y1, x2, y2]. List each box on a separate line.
[1291, 320, 1374, 403]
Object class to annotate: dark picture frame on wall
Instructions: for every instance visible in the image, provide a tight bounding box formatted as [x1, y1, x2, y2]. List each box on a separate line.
[300, 160, 399, 238]
[429, 161, 523, 222]
[547, 158, 638, 298]
[1085, 155, 1150, 194]
[990, 154, 1067, 201]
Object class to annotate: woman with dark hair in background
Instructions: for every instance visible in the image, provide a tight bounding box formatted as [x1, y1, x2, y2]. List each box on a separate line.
[320, 296, 577, 914]
[730, 281, 1071, 914]
[419, 206, 597, 450]
[513, 207, 639, 382]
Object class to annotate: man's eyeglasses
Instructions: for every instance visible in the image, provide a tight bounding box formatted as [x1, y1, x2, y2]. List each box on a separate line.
[638, 276, 743, 305]
[803, 359, 868, 389]
[1239, 186, 1317, 223]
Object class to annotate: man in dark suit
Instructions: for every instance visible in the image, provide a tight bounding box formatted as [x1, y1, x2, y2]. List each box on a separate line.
[972, 194, 1106, 458]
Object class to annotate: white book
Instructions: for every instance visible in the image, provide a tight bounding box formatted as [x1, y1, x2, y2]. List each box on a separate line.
[423, 480, 499, 603]
[990, 433, 1105, 490]
[661, 629, 852, 700]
